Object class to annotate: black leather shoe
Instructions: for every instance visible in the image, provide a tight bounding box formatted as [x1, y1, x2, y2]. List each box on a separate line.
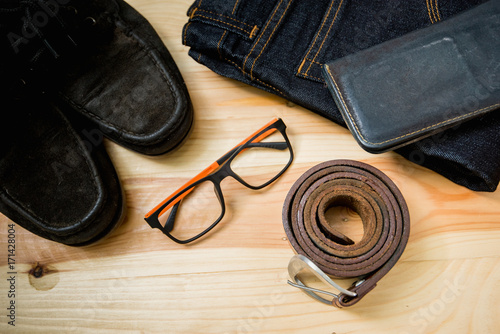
[1, 1, 125, 245]
[0, 88, 126, 246]
[52, 0, 194, 155]
[1, 0, 193, 156]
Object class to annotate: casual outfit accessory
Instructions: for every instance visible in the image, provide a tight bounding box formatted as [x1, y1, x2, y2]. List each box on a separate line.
[2, 0, 193, 156]
[323, 1, 500, 153]
[145, 118, 293, 244]
[0, 88, 125, 246]
[182, 0, 500, 192]
[0, 0, 192, 244]
[283, 160, 410, 307]
[50, 0, 194, 155]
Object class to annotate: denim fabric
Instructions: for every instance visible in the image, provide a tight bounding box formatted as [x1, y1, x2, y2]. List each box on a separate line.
[183, 0, 499, 191]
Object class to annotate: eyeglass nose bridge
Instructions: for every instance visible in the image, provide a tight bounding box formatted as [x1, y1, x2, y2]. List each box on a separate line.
[208, 167, 232, 183]
[208, 161, 259, 189]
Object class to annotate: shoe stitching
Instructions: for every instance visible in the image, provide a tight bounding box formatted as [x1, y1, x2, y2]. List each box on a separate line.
[62, 19, 184, 145]
[123, 19, 182, 138]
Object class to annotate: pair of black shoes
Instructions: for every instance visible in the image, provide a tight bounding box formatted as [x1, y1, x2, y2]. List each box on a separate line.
[0, 0, 193, 245]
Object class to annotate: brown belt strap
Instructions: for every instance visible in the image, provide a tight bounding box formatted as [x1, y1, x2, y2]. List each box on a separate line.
[282, 160, 410, 307]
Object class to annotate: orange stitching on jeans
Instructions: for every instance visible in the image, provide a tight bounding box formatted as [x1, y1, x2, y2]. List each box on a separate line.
[324, 64, 500, 145]
[249, 25, 259, 39]
[190, 8, 198, 19]
[305, 58, 323, 65]
[297, 58, 307, 74]
[430, 0, 438, 22]
[426, 0, 435, 24]
[224, 58, 286, 96]
[250, 0, 293, 79]
[300, 73, 325, 81]
[183, 22, 192, 45]
[298, 0, 335, 75]
[434, 0, 441, 21]
[298, 59, 324, 77]
[304, 0, 343, 75]
[192, 14, 253, 35]
[242, 0, 283, 75]
[217, 30, 227, 59]
[255, 78, 285, 95]
[195, 8, 254, 27]
[232, 0, 240, 14]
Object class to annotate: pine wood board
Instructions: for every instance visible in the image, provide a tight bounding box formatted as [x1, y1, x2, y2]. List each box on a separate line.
[1, 1, 499, 333]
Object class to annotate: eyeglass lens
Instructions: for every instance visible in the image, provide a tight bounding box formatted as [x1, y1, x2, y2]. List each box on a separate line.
[158, 179, 223, 242]
[157, 125, 292, 242]
[230, 128, 291, 187]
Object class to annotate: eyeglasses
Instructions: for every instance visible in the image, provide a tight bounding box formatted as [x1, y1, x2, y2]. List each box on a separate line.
[144, 118, 294, 244]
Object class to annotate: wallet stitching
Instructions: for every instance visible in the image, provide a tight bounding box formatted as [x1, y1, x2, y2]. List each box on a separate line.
[298, 0, 336, 76]
[249, 0, 292, 79]
[242, 0, 283, 76]
[304, 0, 344, 76]
[325, 64, 500, 146]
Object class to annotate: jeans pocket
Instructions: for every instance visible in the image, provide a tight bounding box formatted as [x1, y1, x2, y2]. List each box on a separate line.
[296, 0, 348, 83]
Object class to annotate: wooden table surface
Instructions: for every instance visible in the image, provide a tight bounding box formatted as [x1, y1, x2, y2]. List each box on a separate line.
[1, 1, 500, 333]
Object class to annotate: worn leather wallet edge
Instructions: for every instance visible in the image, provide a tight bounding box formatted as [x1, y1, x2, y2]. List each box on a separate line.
[322, 1, 500, 154]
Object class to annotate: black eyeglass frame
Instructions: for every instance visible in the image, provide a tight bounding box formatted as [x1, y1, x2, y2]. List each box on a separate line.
[145, 118, 294, 244]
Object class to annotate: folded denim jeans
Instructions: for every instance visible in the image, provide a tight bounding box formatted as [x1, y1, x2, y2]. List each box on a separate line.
[183, 0, 500, 191]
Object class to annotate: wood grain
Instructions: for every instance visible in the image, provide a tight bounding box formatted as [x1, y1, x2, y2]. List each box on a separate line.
[1, 0, 499, 333]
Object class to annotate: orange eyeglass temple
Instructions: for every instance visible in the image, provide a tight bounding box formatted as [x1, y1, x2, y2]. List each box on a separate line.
[145, 118, 280, 219]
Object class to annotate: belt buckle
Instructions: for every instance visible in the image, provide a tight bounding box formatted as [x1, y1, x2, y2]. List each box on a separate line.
[287, 254, 359, 305]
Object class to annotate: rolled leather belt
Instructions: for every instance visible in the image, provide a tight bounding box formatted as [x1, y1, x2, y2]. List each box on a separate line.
[283, 160, 410, 307]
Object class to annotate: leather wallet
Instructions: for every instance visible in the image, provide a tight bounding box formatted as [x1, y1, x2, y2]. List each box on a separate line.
[323, 1, 500, 153]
